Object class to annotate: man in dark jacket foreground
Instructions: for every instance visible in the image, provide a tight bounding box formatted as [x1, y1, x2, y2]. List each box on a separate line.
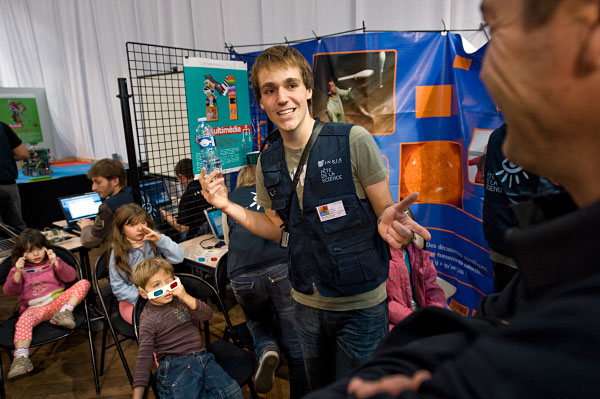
[308, 0, 600, 397]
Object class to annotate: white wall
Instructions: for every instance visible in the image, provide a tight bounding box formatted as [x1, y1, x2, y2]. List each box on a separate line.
[0, 0, 486, 160]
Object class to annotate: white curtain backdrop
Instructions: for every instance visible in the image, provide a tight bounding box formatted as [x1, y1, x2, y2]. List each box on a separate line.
[0, 0, 486, 160]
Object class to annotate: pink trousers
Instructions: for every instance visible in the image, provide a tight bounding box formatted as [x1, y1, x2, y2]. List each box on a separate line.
[14, 280, 91, 343]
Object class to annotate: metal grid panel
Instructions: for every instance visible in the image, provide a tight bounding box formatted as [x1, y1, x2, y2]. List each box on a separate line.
[125, 42, 268, 241]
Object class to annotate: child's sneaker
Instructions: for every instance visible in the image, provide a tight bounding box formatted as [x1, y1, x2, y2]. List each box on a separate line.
[8, 356, 33, 379]
[254, 349, 279, 393]
[51, 309, 76, 329]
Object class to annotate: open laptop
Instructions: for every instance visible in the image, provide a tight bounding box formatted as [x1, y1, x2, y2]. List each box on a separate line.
[57, 192, 102, 229]
[140, 179, 178, 215]
[203, 207, 224, 241]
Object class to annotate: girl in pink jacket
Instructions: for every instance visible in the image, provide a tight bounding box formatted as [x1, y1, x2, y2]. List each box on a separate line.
[387, 209, 446, 330]
[3, 229, 91, 379]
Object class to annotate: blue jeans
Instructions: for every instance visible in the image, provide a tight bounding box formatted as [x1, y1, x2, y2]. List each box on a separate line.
[295, 299, 389, 390]
[230, 263, 310, 399]
[156, 351, 242, 399]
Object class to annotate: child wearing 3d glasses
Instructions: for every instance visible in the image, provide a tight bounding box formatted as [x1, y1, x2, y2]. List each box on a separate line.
[3, 228, 91, 379]
[131, 258, 242, 399]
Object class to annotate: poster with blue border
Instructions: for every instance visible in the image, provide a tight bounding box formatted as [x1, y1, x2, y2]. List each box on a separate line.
[183, 57, 253, 174]
[250, 32, 504, 314]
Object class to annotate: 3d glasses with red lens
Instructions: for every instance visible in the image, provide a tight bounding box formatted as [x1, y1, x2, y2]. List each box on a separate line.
[141, 277, 181, 299]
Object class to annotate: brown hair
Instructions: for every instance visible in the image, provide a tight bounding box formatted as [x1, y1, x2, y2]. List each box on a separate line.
[236, 164, 257, 188]
[88, 158, 127, 188]
[11, 228, 52, 265]
[132, 258, 174, 290]
[250, 45, 314, 102]
[110, 203, 157, 283]
[174, 158, 194, 180]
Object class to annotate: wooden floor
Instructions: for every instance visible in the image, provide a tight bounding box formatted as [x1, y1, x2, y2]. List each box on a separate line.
[0, 248, 291, 399]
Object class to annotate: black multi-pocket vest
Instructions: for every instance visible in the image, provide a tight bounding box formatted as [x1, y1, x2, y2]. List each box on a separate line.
[260, 122, 389, 297]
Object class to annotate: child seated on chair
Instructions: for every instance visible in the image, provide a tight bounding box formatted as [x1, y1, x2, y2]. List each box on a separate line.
[132, 258, 243, 399]
[2, 228, 91, 378]
[110, 203, 183, 325]
[387, 208, 446, 330]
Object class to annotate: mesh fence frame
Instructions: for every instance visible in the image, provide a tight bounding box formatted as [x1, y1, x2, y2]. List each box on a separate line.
[125, 42, 268, 242]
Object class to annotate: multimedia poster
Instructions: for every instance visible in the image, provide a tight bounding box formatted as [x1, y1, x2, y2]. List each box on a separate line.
[183, 57, 253, 174]
[287, 32, 504, 314]
[0, 96, 43, 143]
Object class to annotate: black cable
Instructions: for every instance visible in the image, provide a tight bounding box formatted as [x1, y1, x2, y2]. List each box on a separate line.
[199, 237, 225, 249]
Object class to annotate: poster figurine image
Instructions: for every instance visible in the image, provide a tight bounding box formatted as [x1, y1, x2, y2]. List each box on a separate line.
[205, 74, 226, 95]
[227, 75, 237, 120]
[8, 100, 29, 124]
[204, 78, 219, 121]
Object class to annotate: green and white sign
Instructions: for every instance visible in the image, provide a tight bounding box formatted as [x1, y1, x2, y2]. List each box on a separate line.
[183, 57, 253, 174]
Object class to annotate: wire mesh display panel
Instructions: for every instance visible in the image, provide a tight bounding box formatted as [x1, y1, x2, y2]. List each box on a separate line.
[125, 42, 268, 242]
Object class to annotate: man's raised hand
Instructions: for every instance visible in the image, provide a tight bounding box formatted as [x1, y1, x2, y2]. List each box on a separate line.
[378, 192, 431, 249]
[198, 167, 229, 211]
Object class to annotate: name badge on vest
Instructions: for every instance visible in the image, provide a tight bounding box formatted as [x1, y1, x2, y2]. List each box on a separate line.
[316, 200, 346, 222]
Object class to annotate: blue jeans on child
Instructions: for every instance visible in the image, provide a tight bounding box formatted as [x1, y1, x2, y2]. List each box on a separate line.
[295, 299, 389, 390]
[230, 262, 310, 399]
[156, 351, 242, 399]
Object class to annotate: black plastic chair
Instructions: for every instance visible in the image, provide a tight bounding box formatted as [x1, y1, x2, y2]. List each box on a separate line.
[133, 272, 258, 399]
[92, 250, 134, 386]
[0, 246, 99, 397]
[214, 256, 254, 350]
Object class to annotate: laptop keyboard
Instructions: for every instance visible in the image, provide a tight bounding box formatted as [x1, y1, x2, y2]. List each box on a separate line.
[0, 238, 14, 256]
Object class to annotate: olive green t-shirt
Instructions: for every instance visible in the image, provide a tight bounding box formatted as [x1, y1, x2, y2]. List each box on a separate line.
[256, 125, 388, 311]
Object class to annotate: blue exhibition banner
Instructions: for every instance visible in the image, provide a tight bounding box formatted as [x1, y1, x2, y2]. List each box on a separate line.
[183, 57, 253, 174]
[261, 32, 503, 314]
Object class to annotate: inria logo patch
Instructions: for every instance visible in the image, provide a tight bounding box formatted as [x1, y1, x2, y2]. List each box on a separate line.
[318, 158, 343, 183]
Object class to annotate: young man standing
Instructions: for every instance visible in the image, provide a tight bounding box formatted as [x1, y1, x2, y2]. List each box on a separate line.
[201, 46, 429, 390]
[78, 158, 133, 248]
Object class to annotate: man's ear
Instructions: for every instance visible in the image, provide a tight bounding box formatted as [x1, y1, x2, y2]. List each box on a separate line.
[580, 2, 600, 72]
[138, 288, 148, 300]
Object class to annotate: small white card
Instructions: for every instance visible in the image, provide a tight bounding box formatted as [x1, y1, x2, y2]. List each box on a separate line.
[316, 200, 346, 222]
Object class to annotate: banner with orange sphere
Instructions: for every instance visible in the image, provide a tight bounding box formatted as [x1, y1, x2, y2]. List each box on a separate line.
[262, 32, 504, 314]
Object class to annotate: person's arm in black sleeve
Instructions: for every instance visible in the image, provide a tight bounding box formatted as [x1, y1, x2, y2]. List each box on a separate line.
[3, 123, 29, 161]
[311, 282, 600, 399]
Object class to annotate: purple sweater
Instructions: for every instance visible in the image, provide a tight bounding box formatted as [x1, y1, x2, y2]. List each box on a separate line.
[133, 297, 212, 388]
[3, 256, 76, 314]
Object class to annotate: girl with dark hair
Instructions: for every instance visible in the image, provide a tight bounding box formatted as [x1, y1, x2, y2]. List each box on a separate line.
[108, 203, 183, 324]
[3, 228, 91, 378]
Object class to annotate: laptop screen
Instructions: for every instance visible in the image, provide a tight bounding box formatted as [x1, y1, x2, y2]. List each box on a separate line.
[140, 180, 171, 205]
[203, 207, 224, 240]
[58, 192, 102, 223]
